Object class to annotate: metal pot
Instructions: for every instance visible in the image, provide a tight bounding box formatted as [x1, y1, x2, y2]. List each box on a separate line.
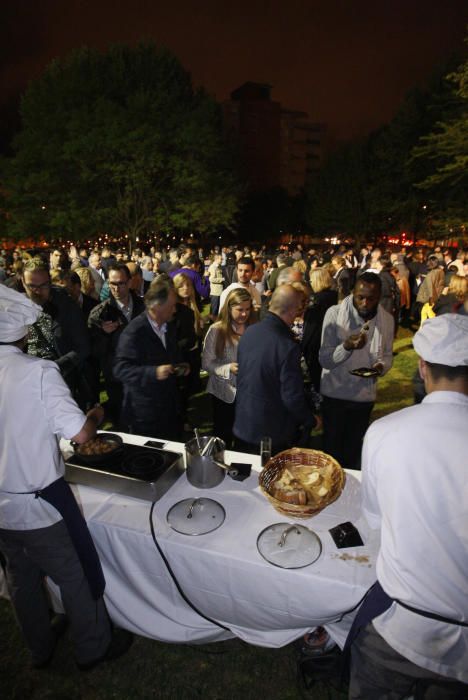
[185, 436, 226, 489]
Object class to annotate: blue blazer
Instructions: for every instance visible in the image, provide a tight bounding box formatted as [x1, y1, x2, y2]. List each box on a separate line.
[113, 313, 181, 425]
[233, 312, 314, 449]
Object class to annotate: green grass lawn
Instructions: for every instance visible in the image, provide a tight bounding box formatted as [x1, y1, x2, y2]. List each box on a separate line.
[0, 327, 418, 700]
[372, 326, 418, 422]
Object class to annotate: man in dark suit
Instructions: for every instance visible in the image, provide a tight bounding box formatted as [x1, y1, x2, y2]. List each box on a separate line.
[65, 271, 98, 321]
[113, 279, 189, 440]
[233, 284, 317, 456]
[88, 263, 145, 424]
[331, 256, 353, 301]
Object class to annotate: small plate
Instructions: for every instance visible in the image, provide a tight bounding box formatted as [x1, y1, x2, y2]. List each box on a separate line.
[349, 367, 379, 378]
[167, 497, 225, 536]
[257, 522, 322, 569]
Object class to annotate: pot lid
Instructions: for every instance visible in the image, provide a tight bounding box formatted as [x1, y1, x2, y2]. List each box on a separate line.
[167, 497, 226, 536]
[257, 522, 322, 569]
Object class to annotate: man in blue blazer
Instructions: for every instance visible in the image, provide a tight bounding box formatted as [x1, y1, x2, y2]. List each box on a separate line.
[233, 284, 317, 456]
[113, 279, 189, 440]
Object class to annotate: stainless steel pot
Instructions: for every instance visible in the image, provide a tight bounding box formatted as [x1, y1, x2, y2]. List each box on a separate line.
[185, 436, 226, 489]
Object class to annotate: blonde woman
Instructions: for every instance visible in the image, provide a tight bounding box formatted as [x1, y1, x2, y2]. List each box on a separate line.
[173, 272, 204, 336]
[434, 275, 468, 316]
[202, 288, 254, 447]
[73, 266, 97, 300]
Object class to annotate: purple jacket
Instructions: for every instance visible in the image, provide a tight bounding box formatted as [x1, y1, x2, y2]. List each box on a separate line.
[169, 267, 210, 300]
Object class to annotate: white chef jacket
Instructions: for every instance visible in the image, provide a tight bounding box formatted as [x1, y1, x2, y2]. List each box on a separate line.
[0, 346, 86, 530]
[361, 391, 468, 683]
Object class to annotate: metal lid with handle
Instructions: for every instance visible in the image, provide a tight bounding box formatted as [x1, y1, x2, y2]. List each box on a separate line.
[257, 522, 322, 568]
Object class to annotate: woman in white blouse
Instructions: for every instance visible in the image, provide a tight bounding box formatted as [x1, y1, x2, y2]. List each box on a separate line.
[202, 288, 254, 447]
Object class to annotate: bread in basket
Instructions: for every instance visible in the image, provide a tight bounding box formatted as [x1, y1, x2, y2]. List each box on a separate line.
[259, 447, 345, 519]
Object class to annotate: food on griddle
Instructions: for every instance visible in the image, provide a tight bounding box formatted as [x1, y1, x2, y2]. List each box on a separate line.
[77, 437, 119, 455]
[271, 464, 334, 506]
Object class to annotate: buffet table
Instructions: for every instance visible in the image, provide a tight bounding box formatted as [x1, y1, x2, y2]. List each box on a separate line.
[4, 433, 379, 649]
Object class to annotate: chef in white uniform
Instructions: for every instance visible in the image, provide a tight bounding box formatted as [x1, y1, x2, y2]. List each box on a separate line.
[347, 314, 468, 698]
[0, 285, 132, 670]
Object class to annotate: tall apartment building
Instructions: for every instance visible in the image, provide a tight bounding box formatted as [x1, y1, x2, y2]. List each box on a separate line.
[222, 82, 325, 196]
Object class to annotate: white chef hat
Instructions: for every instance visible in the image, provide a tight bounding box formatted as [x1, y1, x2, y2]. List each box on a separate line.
[0, 285, 41, 342]
[413, 314, 468, 367]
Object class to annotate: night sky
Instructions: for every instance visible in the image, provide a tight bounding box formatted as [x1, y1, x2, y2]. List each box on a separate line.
[1, 0, 467, 143]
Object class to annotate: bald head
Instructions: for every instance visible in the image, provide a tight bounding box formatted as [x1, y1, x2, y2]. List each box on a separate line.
[269, 284, 305, 326]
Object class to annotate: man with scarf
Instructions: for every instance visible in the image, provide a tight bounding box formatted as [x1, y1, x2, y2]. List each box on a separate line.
[319, 273, 394, 470]
[0, 286, 132, 670]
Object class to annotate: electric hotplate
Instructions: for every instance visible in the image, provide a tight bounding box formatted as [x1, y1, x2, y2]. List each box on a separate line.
[65, 442, 184, 502]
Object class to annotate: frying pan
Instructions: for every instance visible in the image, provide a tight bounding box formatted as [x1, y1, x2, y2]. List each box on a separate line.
[73, 432, 124, 466]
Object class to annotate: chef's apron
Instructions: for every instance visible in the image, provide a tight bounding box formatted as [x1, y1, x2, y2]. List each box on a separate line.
[35, 477, 105, 600]
[342, 580, 468, 676]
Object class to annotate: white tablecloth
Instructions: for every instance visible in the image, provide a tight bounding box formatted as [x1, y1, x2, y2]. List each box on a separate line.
[5, 434, 379, 649]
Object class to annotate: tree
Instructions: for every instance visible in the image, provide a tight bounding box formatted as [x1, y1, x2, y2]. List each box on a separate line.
[1, 43, 241, 244]
[304, 55, 463, 240]
[305, 142, 369, 236]
[411, 40, 468, 232]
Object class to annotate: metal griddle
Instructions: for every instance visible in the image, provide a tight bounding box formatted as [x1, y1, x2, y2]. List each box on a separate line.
[64, 442, 184, 502]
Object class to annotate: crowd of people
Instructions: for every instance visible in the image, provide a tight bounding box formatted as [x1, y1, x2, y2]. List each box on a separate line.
[1, 239, 466, 464]
[0, 237, 467, 695]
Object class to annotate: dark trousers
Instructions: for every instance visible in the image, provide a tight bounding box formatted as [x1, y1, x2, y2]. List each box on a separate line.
[350, 622, 467, 699]
[212, 395, 236, 449]
[127, 414, 183, 442]
[0, 520, 111, 666]
[210, 295, 221, 318]
[321, 396, 374, 470]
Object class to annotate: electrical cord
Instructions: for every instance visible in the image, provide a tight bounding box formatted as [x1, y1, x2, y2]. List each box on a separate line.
[149, 502, 231, 633]
[327, 587, 371, 624]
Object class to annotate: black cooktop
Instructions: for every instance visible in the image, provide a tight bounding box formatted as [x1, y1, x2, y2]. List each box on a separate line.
[66, 443, 182, 483]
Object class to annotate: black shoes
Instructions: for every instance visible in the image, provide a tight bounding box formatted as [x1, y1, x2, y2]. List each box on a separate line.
[31, 614, 69, 669]
[77, 628, 134, 671]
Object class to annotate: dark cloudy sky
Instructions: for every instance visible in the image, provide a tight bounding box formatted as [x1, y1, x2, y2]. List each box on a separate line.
[1, 0, 467, 142]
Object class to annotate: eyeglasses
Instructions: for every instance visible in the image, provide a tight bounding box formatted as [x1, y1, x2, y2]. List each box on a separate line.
[109, 281, 129, 287]
[25, 282, 51, 291]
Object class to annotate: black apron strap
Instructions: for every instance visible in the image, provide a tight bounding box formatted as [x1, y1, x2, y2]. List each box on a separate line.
[340, 580, 393, 680]
[395, 599, 468, 627]
[341, 579, 467, 681]
[36, 477, 105, 600]
[343, 581, 393, 655]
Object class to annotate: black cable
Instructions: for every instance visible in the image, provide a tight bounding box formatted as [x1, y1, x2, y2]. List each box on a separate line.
[149, 502, 231, 633]
[326, 586, 371, 624]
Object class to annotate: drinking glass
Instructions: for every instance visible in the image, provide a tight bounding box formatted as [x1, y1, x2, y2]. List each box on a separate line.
[260, 436, 272, 467]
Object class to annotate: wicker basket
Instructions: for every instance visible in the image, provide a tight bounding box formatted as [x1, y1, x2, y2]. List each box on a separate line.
[259, 447, 345, 519]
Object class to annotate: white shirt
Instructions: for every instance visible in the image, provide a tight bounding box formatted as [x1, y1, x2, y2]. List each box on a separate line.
[201, 324, 238, 404]
[0, 346, 86, 530]
[218, 282, 261, 312]
[146, 313, 167, 348]
[361, 391, 468, 683]
[116, 295, 133, 323]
